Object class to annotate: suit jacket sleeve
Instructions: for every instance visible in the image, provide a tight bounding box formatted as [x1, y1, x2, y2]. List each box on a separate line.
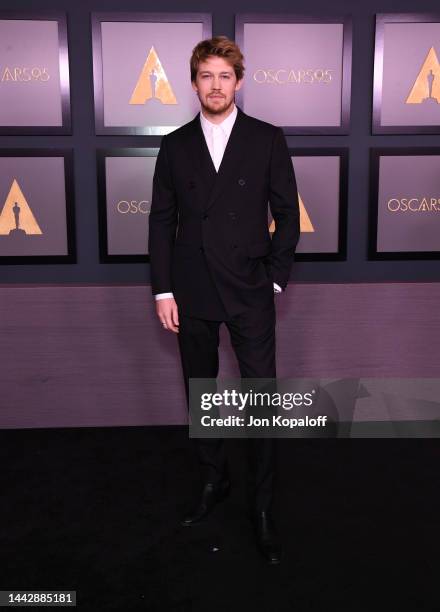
[148, 135, 178, 295]
[266, 127, 300, 290]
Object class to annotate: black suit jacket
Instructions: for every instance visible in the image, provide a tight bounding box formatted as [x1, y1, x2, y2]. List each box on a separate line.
[148, 107, 300, 320]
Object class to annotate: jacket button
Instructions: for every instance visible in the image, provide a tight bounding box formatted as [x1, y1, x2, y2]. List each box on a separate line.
[238, 178, 246, 186]
[203, 214, 208, 220]
[200, 247, 204, 253]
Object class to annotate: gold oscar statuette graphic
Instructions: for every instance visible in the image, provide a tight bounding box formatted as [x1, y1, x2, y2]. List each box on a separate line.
[129, 46, 177, 105]
[406, 46, 440, 104]
[0, 178, 43, 235]
[269, 193, 314, 233]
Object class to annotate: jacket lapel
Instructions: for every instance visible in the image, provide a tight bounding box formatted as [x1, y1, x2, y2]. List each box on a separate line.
[186, 115, 217, 208]
[205, 107, 248, 212]
[185, 107, 249, 213]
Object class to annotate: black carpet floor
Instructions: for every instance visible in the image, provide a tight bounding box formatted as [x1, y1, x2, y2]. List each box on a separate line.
[1, 426, 438, 611]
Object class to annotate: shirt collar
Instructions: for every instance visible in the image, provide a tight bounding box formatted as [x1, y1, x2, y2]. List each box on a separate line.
[199, 104, 238, 138]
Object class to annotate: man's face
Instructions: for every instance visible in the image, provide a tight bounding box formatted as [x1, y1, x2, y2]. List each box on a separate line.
[192, 56, 242, 115]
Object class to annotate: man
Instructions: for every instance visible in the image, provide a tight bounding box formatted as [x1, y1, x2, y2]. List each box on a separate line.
[148, 36, 300, 565]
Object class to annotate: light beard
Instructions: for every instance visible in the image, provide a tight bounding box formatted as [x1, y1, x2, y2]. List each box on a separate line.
[200, 96, 234, 118]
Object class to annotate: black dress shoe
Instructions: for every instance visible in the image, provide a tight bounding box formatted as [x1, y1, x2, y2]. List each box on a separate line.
[180, 479, 231, 526]
[253, 510, 281, 565]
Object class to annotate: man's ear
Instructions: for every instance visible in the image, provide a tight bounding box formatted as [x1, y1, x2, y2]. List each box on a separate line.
[191, 79, 198, 93]
[235, 78, 243, 92]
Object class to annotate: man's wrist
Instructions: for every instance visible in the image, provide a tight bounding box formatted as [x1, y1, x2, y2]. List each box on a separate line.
[155, 292, 174, 300]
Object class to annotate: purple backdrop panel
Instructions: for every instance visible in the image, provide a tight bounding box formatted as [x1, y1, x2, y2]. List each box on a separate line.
[0, 283, 439, 429]
[377, 155, 440, 252]
[381, 23, 440, 127]
[291, 156, 340, 253]
[241, 23, 343, 126]
[0, 20, 62, 126]
[0, 157, 68, 256]
[105, 156, 156, 255]
[100, 21, 202, 129]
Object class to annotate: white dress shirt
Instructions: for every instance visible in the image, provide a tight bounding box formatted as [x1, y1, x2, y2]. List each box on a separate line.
[155, 104, 282, 300]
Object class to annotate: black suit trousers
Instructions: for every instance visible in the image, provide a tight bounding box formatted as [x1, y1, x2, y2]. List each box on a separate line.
[177, 294, 277, 512]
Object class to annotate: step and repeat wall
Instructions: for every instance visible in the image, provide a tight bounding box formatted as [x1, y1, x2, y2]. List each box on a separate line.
[1, 6, 440, 273]
[0, 3, 439, 428]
